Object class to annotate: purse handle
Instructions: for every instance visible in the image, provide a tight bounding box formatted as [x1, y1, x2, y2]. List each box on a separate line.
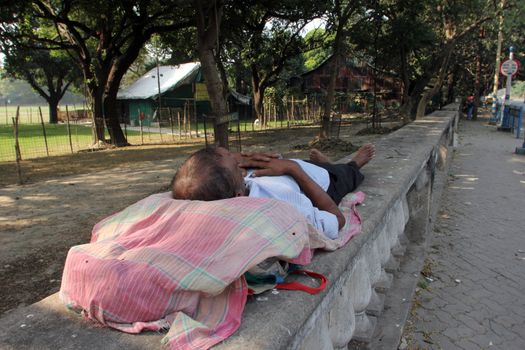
[276, 269, 327, 295]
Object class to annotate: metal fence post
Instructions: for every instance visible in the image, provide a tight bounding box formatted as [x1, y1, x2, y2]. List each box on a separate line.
[38, 106, 50, 156]
[65, 105, 74, 153]
[12, 106, 23, 184]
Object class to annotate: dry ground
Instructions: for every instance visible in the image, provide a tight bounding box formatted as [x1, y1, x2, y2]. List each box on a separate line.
[0, 121, 397, 316]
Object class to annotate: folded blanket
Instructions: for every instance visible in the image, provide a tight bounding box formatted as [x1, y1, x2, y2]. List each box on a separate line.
[59, 191, 364, 349]
[312, 191, 365, 251]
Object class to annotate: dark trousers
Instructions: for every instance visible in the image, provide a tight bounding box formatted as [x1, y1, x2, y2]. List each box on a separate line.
[306, 161, 364, 205]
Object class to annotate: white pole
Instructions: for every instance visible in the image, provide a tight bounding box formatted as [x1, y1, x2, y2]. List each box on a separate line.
[499, 47, 515, 127]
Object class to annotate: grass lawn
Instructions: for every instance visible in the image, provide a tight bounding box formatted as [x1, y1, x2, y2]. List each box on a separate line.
[0, 123, 98, 162]
[0, 123, 201, 162]
[0, 111, 314, 162]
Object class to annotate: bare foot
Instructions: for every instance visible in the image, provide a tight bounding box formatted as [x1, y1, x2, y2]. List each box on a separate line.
[309, 148, 333, 164]
[352, 144, 375, 168]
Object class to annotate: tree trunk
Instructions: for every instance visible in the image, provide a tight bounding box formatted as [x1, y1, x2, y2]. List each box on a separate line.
[104, 61, 134, 146]
[234, 59, 244, 93]
[250, 63, 268, 125]
[48, 100, 59, 124]
[195, 0, 229, 148]
[320, 53, 339, 139]
[320, 1, 356, 138]
[473, 30, 483, 120]
[22, 71, 65, 124]
[91, 85, 106, 143]
[492, 0, 505, 96]
[399, 79, 427, 121]
[398, 46, 414, 123]
[371, 12, 382, 130]
[444, 64, 459, 105]
[399, 96, 416, 121]
[198, 44, 229, 147]
[80, 57, 106, 144]
[103, 32, 151, 147]
[252, 85, 265, 124]
[416, 50, 452, 118]
[45, 91, 61, 124]
[104, 95, 128, 146]
[399, 46, 410, 106]
[216, 49, 230, 99]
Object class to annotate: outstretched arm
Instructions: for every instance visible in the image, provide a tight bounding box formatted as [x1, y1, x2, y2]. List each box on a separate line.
[231, 151, 281, 163]
[240, 158, 345, 230]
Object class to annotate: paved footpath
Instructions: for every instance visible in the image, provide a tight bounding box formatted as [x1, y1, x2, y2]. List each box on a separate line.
[402, 116, 525, 349]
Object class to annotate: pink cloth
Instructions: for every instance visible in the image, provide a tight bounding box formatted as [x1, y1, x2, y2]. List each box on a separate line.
[312, 191, 365, 251]
[59, 191, 365, 349]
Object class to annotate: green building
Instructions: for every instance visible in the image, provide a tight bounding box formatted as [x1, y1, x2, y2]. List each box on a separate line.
[117, 62, 251, 127]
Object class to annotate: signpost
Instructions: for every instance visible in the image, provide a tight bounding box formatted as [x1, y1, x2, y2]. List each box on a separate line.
[497, 47, 520, 130]
[500, 58, 519, 77]
[216, 112, 239, 125]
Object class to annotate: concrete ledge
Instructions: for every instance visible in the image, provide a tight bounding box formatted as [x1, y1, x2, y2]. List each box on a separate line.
[0, 104, 460, 349]
[0, 294, 160, 350]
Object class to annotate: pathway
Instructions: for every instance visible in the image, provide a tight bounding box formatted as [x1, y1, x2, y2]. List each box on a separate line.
[402, 115, 525, 349]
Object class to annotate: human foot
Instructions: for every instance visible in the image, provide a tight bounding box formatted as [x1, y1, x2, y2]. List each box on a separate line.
[352, 144, 375, 168]
[309, 148, 333, 164]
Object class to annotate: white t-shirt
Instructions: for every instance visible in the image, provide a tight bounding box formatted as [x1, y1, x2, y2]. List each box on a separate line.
[244, 160, 339, 239]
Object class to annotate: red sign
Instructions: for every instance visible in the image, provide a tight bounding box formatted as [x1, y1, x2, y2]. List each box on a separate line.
[500, 59, 520, 76]
[139, 111, 145, 121]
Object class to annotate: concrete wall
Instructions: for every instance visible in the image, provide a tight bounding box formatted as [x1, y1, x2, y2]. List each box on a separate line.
[0, 104, 459, 350]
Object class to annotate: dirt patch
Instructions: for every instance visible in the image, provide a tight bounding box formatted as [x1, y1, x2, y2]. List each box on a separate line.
[0, 122, 395, 315]
[0, 246, 67, 311]
[0, 142, 204, 188]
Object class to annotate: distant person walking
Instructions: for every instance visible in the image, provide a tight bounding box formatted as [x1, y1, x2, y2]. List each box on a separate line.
[466, 95, 475, 120]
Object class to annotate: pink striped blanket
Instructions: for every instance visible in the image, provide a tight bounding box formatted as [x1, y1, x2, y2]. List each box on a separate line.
[59, 191, 364, 349]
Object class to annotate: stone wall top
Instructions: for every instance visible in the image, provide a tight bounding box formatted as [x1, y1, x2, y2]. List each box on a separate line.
[0, 104, 459, 350]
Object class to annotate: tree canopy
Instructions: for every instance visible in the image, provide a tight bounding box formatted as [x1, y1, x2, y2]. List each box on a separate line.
[1, 0, 524, 147]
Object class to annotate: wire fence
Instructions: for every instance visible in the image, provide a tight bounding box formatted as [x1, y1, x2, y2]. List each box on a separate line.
[2, 105, 51, 125]
[0, 103, 324, 165]
[1, 97, 396, 166]
[0, 106, 98, 163]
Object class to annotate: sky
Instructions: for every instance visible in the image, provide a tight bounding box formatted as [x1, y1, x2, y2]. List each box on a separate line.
[301, 18, 327, 36]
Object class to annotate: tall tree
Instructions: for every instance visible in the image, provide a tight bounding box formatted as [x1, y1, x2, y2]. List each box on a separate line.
[414, 0, 506, 118]
[1, 45, 79, 123]
[319, 0, 360, 139]
[472, 28, 484, 119]
[491, 0, 506, 99]
[1, 0, 193, 146]
[223, 0, 325, 125]
[357, 0, 505, 120]
[194, 0, 230, 148]
[350, 0, 394, 129]
[379, 0, 436, 121]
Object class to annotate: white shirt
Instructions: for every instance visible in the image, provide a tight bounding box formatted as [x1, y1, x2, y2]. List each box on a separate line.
[244, 160, 339, 239]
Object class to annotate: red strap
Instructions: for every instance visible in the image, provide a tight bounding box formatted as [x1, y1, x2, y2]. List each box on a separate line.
[276, 269, 327, 295]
